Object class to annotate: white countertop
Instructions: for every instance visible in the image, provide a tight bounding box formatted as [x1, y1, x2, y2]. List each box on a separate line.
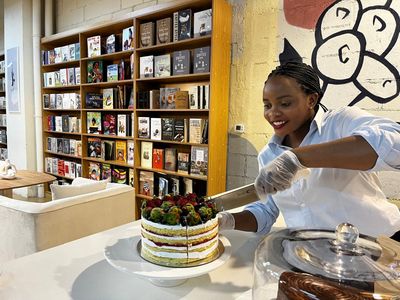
[0, 218, 282, 300]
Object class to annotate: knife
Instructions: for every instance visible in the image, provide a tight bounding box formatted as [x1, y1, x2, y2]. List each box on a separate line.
[206, 183, 258, 211]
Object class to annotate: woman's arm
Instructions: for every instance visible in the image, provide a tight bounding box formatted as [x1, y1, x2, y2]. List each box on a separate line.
[231, 210, 258, 232]
[292, 135, 378, 171]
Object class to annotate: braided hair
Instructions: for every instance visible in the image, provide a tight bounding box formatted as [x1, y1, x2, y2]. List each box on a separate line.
[265, 62, 327, 111]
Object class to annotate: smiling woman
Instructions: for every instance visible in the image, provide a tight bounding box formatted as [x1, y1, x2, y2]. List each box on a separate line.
[218, 61, 400, 240]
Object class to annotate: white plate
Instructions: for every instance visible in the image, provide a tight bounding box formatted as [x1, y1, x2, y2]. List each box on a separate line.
[104, 226, 232, 287]
[0, 174, 16, 180]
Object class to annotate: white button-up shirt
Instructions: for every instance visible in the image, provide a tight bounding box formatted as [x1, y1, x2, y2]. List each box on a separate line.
[246, 106, 400, 237]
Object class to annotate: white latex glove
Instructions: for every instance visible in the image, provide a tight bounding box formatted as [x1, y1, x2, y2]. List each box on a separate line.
[217, 211, 235, 231]
[255, 151, 308, 198]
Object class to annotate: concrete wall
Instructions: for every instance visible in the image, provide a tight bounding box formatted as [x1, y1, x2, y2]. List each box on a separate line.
[55, 0, 400, 191]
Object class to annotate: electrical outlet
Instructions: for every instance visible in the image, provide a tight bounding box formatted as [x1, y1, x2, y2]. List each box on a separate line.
[234, 124, 245, 133]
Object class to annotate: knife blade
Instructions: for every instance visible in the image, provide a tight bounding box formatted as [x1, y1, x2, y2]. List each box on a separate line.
[206, 183, 258, 211]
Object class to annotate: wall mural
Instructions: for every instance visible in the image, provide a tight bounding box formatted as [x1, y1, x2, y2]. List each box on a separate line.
[281, 0, 400, 107]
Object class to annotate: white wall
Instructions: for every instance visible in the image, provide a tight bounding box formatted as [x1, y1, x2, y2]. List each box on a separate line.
[0, 0, 4, 52]
[4, 0, 37, 196]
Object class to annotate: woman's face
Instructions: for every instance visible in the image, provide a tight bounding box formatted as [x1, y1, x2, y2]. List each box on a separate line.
[263, 75, 317, 138]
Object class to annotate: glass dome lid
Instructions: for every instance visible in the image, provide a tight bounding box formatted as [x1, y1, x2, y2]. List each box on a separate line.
[253, 223, 400, 299]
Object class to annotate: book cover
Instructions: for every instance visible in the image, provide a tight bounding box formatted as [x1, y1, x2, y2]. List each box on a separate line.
[75, 163, 82, 177]
[173, 118, 186, 142]
[58, 159, 65, 177]
[152, 148, 164, 169]
[154, 54, 171, 77]
[54, 47, 62, 63]
[139, 55, 154, 78]
[69, 139, 76, 155]
[43, 94, 50, 108]
[69, 116, 78, 133]
[140, 22, 155, 48]
[61, 45, 70, 62]
[107, 64, 118, 82]
[175, 91, 189, 109]
[55, 116, 63, 132]
[161, 118, 174, 141]
[122, 26, 134, 50]
[102, 88, 114, 109]
[172, 50, 190, 75]
[87, 111, 102, 134]
[49, 94, 56, 109]
[189, 118, 202, 144]
[189, 85, 199, 109]
[106, 34, 117, 54]
[173, 11, 179, 42]
[190, 146, 208, 176]
[101, 140, 115, 161]
[87, 61, 103, 83]
[156, 17, 172, 44]
[76, 140, 82, 157]
[62, 93, 70, 109]
[112, 167, 127, 184]
[101, 163, 112, 182]
[138, 116, 150, 138]
[194, 9, 212, 38]
[115, 140, 127, 162]
[68, 43, 76, 61]
[62, 138, 70, 154]
[150, 117, 162, 140]
[164, 148, 177, 171]
[67, 68, 75, 85]
[75, 67, 81, 84]
[89, 162, 101, 180]
[85, 93, 103, 109]
[117, 114, 128, 137]
[149, 90, 160, 109]
[193, 46, 210, 73]
[129, 168, 134, 187]
[102, 113, 116, 135]
[75, 42, 81, 60]
[178, 9, 192, 41]
[62, 115, 70, 132]
[57, 70, 65, 86]
[137, 91, 149, 109]
[87, 35, 101, 57]
[49, 50, 56, 64]
[139, 170, 154, 196]
[140, 141, 153, 168]
[88, 137, 101, 158]
[127, 140, 134, 166]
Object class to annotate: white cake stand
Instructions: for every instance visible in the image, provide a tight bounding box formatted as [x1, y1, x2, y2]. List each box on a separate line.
[104, 226, 232, 287]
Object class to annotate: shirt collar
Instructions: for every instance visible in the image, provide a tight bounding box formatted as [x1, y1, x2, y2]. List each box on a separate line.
[268, 106, 325, 146]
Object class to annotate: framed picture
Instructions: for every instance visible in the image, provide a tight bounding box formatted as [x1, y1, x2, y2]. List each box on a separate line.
[6, 47, 20, 113]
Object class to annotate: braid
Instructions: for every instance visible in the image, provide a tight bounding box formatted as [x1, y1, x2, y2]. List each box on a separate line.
[266, 62, 325, 109]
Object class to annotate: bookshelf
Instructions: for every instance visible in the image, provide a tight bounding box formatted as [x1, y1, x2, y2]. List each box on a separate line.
[41, 0, 232, 218]
[0, 54, 7, 160]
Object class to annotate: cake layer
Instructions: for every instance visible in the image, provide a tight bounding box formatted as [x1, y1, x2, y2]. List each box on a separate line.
[141, 217, 218, 236]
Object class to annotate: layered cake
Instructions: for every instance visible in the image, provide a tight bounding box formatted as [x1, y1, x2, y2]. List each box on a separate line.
[140, 193, 219, 265]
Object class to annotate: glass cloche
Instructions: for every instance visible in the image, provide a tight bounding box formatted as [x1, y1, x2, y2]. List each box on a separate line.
[253, 223, 400, 299]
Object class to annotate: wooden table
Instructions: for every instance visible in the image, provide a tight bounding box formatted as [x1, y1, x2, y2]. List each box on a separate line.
[0, 170, 56, 198]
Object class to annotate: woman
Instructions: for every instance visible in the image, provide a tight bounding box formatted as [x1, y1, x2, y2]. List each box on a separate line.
[219, 62, 400, 238]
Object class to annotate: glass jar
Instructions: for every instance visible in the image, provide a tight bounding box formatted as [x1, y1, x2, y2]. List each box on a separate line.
[253, 223, 400, 299]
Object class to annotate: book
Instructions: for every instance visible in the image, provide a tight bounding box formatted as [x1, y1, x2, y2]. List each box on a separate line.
[87, 61, 103, 83]
[62, 93, 70, 109]
[67, 67, 75, 85]
[101, 163, 112, 182]
[164, 148, 177, 171]
[54, 47, 61, 63]
[101, 140, 115, 160]
[122, 26, 134, 50]
[139, 170, 154, 196]
[69, 117, 78, 133]
[62, 138, 70, 154]
[60, 69, 67, 86]
[62, 115, 70, 132]
[55, 116, 62, 132]
[88, 137, 101, 158]
[173, 12, 179, 42]
[89, 162, 101, 180]
[161, 118, 174, 141]
[190, 146, 208, 176]
[106, 34, 119, 54]
[74, 42, 80, 60]
[173, 118, 186, 142]
[139, 55, 154, 78]
[117, 114, 128, 137]
[152, 148, 164, 169]
[43, 94, 50, 108]
[61, 45, 70, 62]
[102, 88, 114, 109]
[189, 86, 199, 109]
[178, 9, 192, 40]
[138, 117, 150, 138]
[177, 152, 190, 174]
[160, 87, 180, 109]
[87, 111, 102, 134]
[154, 54, 171, 77]
[193, 47, 210, 73]
[107, 64, 118, 82]
[115, 140, 127, 162]
[112, 167, 127, 184]
[87, 35, 101, 57]
[68, 44, 76, 61]
[85, 93, 103, 109]
[140, 22, 155, 48]
[129, 168, 134, 187]
[150, 117, 162, 140]
[137, 91, 149, 109]
[175, 91, 189, 109]
[76, 140, 82, 157]
[156, 17, 172, 44]
[102, 113, 116, 135]
[75, 67, 80, 84]
[194, 9, 212, 38]
[189, 118, 203, 144]
[172, 50, 190, 75]
[127, 140, 134, 166]
[75, 163, 82, 177]
[149, 90, 160, 109]
[140, 141, 153, 168]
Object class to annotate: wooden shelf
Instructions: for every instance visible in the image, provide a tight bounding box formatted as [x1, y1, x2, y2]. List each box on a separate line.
[136, 73, 209, 84]
[44, 150, 81, 159]
[136, 35, 211, 54]
[82, 133, 134, 140]
[83, 156, 134, 168]
[81, 79, 133, 88]
[82, 108, 133, 112]
[43, 108, 81, 112]
[81, 50, 134, 62]
[136, 166, 208, 181]
[135, 109, 209, 113]
[43, 85, 80, 90]
[45, 172, 74, 181]
[44, 130, 82, 136]
[41, 60, 80, 71]
[136, 193, 153, 200]
[136, 137, 208, 147]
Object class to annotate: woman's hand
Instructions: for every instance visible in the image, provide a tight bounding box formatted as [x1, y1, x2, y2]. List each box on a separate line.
[255, 151, 306, 197]
[217, 211, 235, 231]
